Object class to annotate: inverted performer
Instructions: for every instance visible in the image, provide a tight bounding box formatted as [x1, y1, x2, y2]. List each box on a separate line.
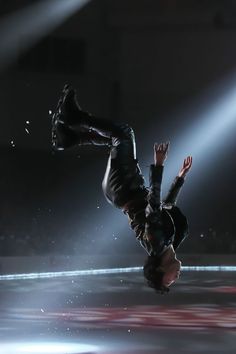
[51, 85, 193, 294]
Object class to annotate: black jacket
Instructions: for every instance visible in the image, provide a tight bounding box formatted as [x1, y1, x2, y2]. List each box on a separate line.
[123, 165, 188, 257]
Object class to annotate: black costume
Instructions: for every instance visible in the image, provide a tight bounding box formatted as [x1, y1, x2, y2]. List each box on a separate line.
[52, 85, 188, 258]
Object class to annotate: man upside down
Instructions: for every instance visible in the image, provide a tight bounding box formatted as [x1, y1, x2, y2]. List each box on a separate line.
[51, 85, 193, 294]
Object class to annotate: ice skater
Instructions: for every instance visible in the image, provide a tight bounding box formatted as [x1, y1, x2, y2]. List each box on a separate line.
[51, 85, 193, 294]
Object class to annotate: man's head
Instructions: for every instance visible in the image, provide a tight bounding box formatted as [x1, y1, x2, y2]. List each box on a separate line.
[143, 245, 181, 294]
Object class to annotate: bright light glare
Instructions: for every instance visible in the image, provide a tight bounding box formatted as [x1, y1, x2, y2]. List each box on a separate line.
[0, 0, 90, 70]
[0, 266, 235, 281]
[1, 342, 97, 354]
[160, 75, 236, 188]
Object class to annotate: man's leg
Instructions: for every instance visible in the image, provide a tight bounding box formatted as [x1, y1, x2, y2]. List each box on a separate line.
[52, 84, 145, 207]
[101, 124, 146, 207]
[52, 121, 111, 151]
[52, 85, 135, 157]
[52, 85, 112, 150]
[53, 85, 133, 140]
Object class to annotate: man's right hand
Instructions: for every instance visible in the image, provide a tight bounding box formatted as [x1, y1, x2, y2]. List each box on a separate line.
[178, 156, 193, 178]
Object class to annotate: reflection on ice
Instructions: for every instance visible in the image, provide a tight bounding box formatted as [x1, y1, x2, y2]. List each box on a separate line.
[1, 342, 97, 354]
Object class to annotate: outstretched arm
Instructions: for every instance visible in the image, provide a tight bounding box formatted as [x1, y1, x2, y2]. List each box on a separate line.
[148, 141, 170, 208]
[178, 156, 193, 178]
[164, 156, 193, 205]
[144, 142, 170, 256]
[154, 141, 170, 167]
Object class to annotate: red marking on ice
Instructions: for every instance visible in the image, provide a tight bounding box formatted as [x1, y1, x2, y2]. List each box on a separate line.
[213, 286, 236, 294]
[24, 305, 236, 329]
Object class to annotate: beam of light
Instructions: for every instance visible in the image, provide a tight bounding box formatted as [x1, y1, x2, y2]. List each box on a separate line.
[99, 73, 236, 250]
[81, 72, 236, 258]
[0, 0, 90, 71]
[154, 73, 236, 190]
[0, 265, 236, 281]
[1, 342, 98, 354]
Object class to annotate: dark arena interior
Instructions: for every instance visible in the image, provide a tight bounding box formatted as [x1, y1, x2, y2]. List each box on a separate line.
[0, 1, 236, 353]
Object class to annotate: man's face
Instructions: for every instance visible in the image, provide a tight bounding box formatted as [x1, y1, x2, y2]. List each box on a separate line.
[161, 259, 182, 287]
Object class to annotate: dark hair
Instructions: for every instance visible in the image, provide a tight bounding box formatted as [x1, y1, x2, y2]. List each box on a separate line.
[143, 255, 170, 294]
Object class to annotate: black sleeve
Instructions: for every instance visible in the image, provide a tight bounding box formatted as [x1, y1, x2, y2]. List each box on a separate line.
[164, 176, 185, 205]
[144, 165, 166, 256]
[145, 164, 163, 219]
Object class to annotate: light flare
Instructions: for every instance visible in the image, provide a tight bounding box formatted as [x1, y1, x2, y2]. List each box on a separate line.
[0, 0, 90, 70]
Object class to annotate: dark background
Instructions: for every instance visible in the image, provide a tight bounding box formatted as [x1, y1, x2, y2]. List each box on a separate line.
[0, 0, 236, 256]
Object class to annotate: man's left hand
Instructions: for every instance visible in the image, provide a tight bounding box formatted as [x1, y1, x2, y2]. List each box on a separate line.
[154, 142, 170, 166]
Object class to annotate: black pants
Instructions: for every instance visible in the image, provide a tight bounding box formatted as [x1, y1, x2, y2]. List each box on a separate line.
[71, 118, 146, 207]
[101, 123, 146, 207]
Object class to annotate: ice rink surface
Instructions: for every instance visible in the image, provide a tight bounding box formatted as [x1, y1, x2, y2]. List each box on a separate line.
[0, 270, 235, 354]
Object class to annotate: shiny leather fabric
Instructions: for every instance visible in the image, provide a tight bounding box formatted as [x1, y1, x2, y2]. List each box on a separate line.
[100, 124, 188, 256]
[122, 165, 188, 257]
[102, 124, 147, 207]
[53, 85, 189, 257]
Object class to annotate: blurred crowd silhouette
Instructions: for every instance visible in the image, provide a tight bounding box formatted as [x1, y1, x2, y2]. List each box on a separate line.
[0, 225, 235, 256]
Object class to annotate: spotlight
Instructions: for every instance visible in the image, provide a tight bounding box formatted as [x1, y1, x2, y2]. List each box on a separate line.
[161, 74, 236, 189]
[0, 0, 91, 70]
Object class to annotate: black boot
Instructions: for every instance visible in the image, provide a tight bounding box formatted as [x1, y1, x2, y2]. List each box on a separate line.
[52, 84, 85, 151]
[52, 119, 111, 151]
[54, 84, 89, 127]
[53, 84, 121, 139]
[52, 121, 79, 151]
